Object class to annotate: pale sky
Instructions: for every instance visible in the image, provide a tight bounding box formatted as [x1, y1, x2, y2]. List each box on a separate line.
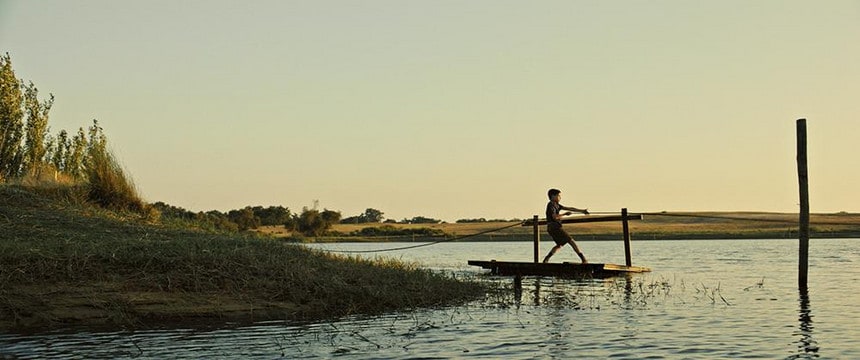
[1, 0, 858, 221]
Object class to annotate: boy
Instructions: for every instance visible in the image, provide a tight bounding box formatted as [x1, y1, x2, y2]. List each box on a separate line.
[542, 188, 589, 263]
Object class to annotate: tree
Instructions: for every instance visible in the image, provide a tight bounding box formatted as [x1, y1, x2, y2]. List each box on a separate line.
[83, 119, 107, 176]
[0, 53, 25, 180]
[410, 216, 442, 224]
[291, 207, 341, 236]
[86, 119, 106, 158]
[43, 133, 55, 171]
[0, 54, 130, 195]
[151, 201, 196, 220]
[66, 127, 88, 179]
[296, 208, 324, 236]
[362, 208, 384, 223]
[321, 209, 341, 224]
[246, 205, 292, 226]
[340, 215, 361, 224]
[21, 81, 54, 176]
[341, 208, 385, 223]
[228, 207, 261, 231]
[196, 210, 239, 232]
[457, 218, 488, 223]
[51, 129, 69, 171]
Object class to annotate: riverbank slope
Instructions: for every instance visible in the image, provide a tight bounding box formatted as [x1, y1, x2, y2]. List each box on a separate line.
[0, 185, 484, 333]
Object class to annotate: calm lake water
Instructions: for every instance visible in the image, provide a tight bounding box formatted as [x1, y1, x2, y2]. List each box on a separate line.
[2, 239, 859, 359]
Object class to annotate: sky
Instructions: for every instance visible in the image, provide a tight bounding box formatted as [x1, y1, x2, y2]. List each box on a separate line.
[1, 0, 858, 221]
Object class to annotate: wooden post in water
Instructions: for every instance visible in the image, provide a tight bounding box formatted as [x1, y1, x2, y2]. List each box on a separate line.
[533, 215, 540, 263]
[622, 208, 632, 267]
[797, 119, 810, 289]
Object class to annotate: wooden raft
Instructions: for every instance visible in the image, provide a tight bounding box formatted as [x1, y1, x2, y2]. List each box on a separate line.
[468, 260, 650, 278]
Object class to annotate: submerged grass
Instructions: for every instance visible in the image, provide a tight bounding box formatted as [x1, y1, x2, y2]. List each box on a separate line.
[0, 185, 485, 332]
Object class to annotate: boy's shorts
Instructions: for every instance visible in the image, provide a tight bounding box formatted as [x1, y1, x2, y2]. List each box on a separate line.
[547, 226, 572, 246]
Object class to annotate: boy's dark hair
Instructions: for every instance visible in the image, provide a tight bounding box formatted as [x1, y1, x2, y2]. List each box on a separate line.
[548, 188, 561, 199]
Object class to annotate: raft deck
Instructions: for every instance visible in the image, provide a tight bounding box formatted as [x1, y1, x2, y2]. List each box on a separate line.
[468, 260, 650, 278]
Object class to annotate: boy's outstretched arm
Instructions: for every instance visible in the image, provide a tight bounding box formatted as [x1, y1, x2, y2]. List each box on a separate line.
[561, 206, 589, 215]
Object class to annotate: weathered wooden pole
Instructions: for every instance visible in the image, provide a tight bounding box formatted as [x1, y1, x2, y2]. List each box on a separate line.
[533, 215, 540, 263]
[797, 119, 810, 289]
[622, 208, 632, 267]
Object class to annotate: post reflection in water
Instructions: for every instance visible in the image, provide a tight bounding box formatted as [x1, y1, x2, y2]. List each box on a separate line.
[509, 275, 641, 311]
[513, 274, 523, 307]
[511, 275, 541, 307]
[790, 286, 819, 359]
[624, 275, 633, 306]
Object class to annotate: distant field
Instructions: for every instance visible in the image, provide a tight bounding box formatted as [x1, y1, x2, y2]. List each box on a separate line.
[257, 212, 860, 241]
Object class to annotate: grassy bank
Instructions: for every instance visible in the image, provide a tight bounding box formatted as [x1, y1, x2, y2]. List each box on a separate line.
[0, 185, 485, 332]
[257, 212, 860, 242]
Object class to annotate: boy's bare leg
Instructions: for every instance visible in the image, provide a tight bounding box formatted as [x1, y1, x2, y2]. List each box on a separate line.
[567, 240, 588, 263]
[542, 245, 562, 263]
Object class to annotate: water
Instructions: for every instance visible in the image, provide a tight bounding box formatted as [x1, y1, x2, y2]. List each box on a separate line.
[2, 239, 859, 359]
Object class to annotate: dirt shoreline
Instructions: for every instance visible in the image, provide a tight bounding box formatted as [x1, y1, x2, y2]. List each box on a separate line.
[2, 283, 316, 334]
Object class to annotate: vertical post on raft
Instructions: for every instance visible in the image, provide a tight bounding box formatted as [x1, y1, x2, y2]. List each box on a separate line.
[533, 215, 540, 263]
[622, 208, 632, 267]
[797, 119, 810, 289]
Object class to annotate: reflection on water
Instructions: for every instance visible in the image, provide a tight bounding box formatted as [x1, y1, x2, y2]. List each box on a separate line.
[2, 239, 860, 358]
[624, 275, 634, 306]
[790, 287, 819, 359]
[491, 274, 694, 313]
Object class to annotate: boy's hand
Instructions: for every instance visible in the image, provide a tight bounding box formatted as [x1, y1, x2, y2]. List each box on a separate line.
[582, 209, 590, 215]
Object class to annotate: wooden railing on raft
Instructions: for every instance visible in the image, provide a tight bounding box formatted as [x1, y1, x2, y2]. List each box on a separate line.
[522, 208, 643, 266]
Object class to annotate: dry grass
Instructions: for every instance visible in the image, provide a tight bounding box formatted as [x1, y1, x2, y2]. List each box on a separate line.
[5, 148, 147, 215]
[84, 148, 146, 213]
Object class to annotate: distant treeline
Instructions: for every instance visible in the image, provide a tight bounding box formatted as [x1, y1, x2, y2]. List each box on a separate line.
[343, 208, 444, 224]
[456, 218, 522, 223]
[152, 204, 523, 238]
[332, 225, 444, 237]
[151, 202, 341, 236]
[151, 203, 461, 237]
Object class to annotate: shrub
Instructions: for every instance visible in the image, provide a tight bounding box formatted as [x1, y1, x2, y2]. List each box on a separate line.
[409, 216, 442, 224]
[228, 207, 261, 231]
[289, 208, 341, 236]
[84, 145, 145, 213]
[250, 205, 291, 226]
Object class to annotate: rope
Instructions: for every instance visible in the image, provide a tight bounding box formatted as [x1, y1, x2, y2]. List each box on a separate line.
[319, 221, 525, 254]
